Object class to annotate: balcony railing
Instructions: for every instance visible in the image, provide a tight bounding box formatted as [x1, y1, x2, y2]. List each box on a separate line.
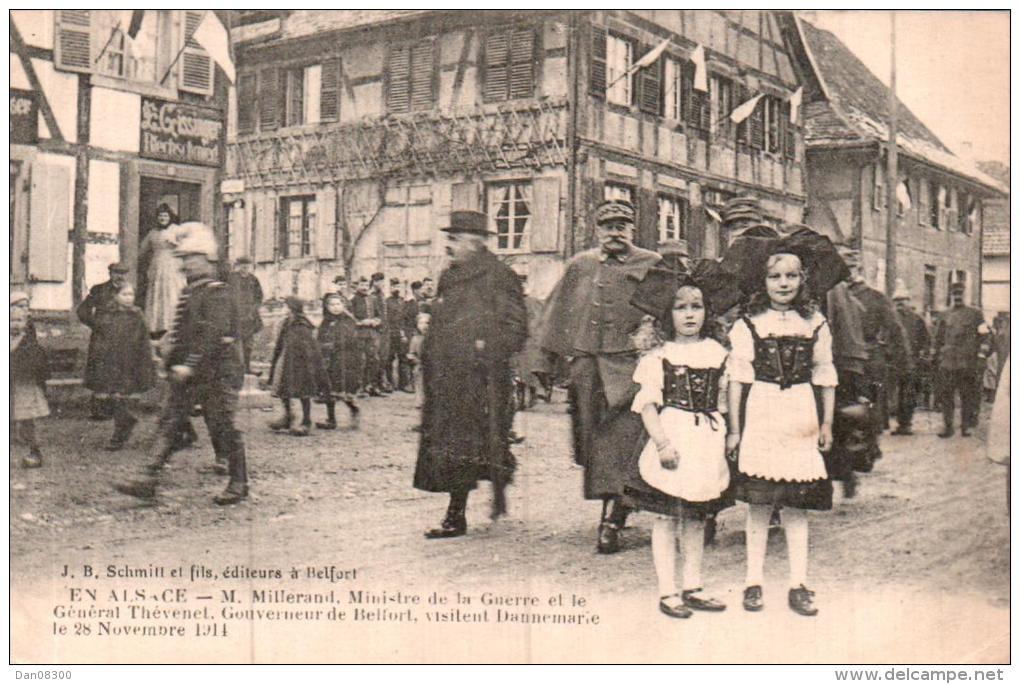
[227, 99, 568, 188]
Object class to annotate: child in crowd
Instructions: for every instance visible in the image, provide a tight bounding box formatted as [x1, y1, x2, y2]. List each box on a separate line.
[629, 264, 734, 619]
[269, 296, 331, 436]
[10, 292, 50, 468]
[317, 293, 361, 430]
[727, 251, 837, 617]
[407, 312, 431, 410]
[82, 283, 156, 450]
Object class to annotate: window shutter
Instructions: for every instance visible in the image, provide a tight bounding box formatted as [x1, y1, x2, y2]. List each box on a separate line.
[918, 179, 929, 225]
[749, 94, 765, 149]
[258, 67, 278, 131]
[483, 31, 510, 103]
[735, 84, 749, 144]
[452, 181, 479, 211]
[237, 73, 257, 135]
[320, 59, 340, 122]
[410, 41, 435, 111]
[54, 10, 93, 73]
[783, 101, 796, 159]
[590, 27, 607, 96]
[529, 177, 560, 253]
[28, 163, 71, 282]
[254, 193, 276, 263]
[179, 11, 214, 95]
[509, 28, 535, 100]
[387, 45, 411, 113]
[637, 44, 662, 115]
[317, 187, 338, 259]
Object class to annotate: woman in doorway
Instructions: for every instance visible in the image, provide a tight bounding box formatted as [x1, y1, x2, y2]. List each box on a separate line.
[139, 203, 186, 338]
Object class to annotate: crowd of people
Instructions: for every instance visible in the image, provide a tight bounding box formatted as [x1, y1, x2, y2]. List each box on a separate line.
[9, 197, 1008, 620]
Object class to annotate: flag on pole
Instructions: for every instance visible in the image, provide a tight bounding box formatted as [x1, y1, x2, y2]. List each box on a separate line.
[691, 44, 708, 92]
[789, 86, 803, 123]
[192, 11, 235, 83]
[729, 93, 764, 124]
[706, 207, 723, 223]
[607, 37, 670, 90]
[896, 180, 912, 210]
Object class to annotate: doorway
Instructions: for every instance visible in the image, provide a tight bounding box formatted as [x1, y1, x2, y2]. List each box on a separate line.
[137, 176, 202, 302]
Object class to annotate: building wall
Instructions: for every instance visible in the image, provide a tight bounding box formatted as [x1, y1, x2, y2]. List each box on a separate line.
[805, 146, 985, 312]
[982, 256, 1010, 317]
[10, 10, 225, 316]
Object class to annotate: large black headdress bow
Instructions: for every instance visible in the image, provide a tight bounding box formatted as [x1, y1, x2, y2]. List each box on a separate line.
[631, 258, 742, 326]
[720, 226, 849, 299]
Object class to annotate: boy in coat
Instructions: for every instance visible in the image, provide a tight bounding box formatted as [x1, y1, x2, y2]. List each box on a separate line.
[269, 296, 331, 436]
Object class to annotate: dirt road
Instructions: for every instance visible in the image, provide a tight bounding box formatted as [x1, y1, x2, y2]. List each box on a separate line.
[10, 394, 1010, 663]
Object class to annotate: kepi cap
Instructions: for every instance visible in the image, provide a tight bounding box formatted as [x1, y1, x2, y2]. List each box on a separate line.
[595, 200, 635, 226]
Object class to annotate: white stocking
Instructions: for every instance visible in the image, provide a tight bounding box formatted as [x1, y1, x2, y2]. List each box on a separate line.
[651, 516, 679, 597]
[783, 507, 809, 588]
[745, 504, 772, 586]
[680, 518, 705, 591]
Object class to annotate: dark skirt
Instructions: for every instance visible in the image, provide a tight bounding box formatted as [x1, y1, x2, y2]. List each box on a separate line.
[734, 474, 833, 511]
[624, 483, 732, 519]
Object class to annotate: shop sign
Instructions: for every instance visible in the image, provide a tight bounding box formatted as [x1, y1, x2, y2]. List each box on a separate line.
[10, 89, 38, 144]
[140, 96, 223, 167]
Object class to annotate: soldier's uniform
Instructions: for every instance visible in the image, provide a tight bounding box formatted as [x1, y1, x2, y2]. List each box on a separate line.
[116, 223, 248, 505]
[892, 289, 930, 435]
[934, 286, 990, 437]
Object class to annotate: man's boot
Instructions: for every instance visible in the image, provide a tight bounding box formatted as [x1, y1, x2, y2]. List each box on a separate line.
[214, 447, 248, 505]
[106, 403, 138, 451]
[425, 491, 468, 539]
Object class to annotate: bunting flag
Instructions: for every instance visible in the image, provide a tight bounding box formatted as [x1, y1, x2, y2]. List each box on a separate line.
[896, 180, 912, 211]
[729, 93, 764, 124]
[192, 11, 235, 83]
[705, 207, 723, 223]
[691, 44, 708, 92]
[789, 86, 803, 123]
[608, 37, 671, 90]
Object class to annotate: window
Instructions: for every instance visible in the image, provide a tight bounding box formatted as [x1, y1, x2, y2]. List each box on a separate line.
[384, 185, 432, 245]
[489, 182, 532, 252]
[657, 195, 689, 243]
[917, 177, 930, 225]
[710, 75, 733, 139]
[664, 58, 684, 120]
[924, 265, 936, 314]
[57, 10, 173, 84]
[237, 73, 257, 135]
[960, 194, 979, 235]
[606, 34, 633, 106]
[281, 65, 320, 127]
[897, 179, 912, 217]
[930, 181, 942, 228]
[686, 67, 711, 134]
[943, 187, 956, 231]
[280, 196, 316, 258]
[873, 164, 886, 210]
[387, 40, 435, 113]
[483, 28, 536, 102]
[604, 183, 634, 205]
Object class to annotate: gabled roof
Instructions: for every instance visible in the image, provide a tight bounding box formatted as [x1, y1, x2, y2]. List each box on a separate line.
[798, 18, 1006, 195]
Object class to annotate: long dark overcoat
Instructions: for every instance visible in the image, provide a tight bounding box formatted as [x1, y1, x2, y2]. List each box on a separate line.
[269, 315, 331, 399]
[414, 248, 528, 493]
[227, 270, 264, 338]
[83, 305, 156, 396]
[317, 310, 363, 395]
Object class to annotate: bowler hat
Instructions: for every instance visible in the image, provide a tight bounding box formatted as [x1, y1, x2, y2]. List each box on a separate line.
[440, 210, 491, 235]
[371, 272, 385, 282]
[108, 262, 129, 274]
[390, 277, 401, 286]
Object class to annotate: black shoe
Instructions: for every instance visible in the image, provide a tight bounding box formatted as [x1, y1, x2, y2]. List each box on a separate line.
[658, 594, 692, 619]
[596, 522, 621, 554]
[21, 452, 42, 469]
[316, 420, 337, 430]
[508, 431, 525, 445]
[961, 428, 972, 437]
[424, 515, 466, 539]
[289, 423, 310, 436]
[743, 585, 764, 612]
[114, 478, 157, 500]
[682, 588, 726, 612]
[891, 427, 913, 436]
[788, 585, 818, 616]
[938, 427, 955, 438]
[213, 484, 248, 506]
[199, 462, 229, 476]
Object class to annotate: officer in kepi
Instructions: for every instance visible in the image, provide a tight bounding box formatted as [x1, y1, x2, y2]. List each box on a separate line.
[114, 222, 249, 505]
[934, 281, 991, 438]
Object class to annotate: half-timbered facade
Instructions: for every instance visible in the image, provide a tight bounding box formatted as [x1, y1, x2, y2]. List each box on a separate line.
[224, 10, 809, 299]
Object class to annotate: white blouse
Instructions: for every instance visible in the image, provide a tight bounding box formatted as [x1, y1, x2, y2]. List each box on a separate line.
[728, 308, 838, 387]
[631, 338, 730, 413]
